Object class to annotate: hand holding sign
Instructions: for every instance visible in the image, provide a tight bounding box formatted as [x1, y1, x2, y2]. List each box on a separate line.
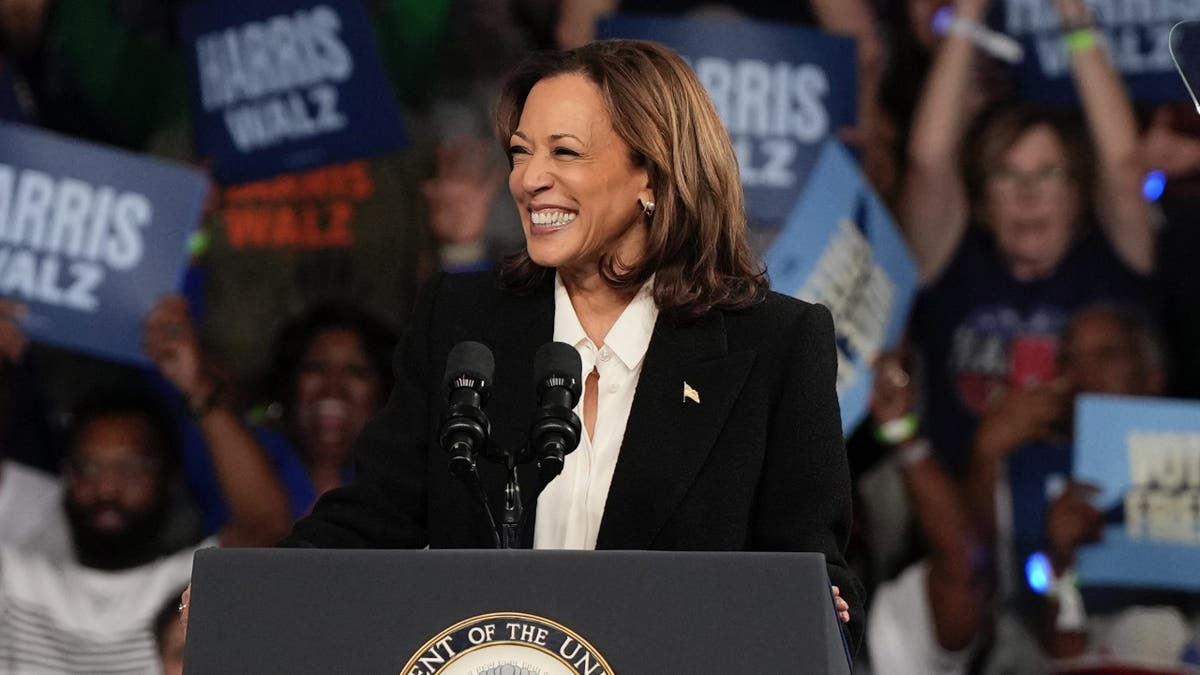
[1046, 481, 1103, 571]
[143, 295, 217, 410]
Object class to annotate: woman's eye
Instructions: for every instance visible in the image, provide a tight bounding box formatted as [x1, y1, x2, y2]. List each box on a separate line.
[553, 147, 580, 157]
[507, 145, 530, 158]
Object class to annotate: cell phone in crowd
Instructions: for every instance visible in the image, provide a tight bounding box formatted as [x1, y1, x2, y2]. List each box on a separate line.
[1009, 335, 1058, 390]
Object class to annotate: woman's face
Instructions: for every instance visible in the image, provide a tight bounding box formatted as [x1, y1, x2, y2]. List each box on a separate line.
[981, 124, 1081, 277]
[507, 73, 651, 278]
[292, 328, 382, 460]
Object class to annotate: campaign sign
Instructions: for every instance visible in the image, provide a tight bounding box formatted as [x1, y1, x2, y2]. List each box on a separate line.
[999, 0, 1195, 104]
[762, 139, 918, 435]
[179, 0, 408, 184]
[0, 122, 206, 365]
[1074, 394, 1200, 591]
[597, 15, 856, 236]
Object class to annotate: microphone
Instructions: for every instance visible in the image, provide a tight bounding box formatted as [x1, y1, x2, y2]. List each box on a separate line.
[528, 342, 583, 484]
[438, 341, 494, 479]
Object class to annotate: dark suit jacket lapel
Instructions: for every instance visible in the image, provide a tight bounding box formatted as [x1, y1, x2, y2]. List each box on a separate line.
[477, 274, 555, 546]
[596, 310, 756, 549]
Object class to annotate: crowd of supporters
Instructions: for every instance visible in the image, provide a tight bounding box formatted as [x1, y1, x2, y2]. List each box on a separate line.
[0, 0, 1198, 673]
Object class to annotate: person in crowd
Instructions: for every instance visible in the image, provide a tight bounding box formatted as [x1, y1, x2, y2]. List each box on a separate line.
[205, 38, 863, 649]
[146, 294, 315, 538]
[900, 0, 1156, 476]
[0, 383, 290, 673]
[963, 304, 1193, 671]
[865, 350, 991, 675]
[868, 305, 1177, 673]
[876, 0, 1014, 208]
[0, 299, 70, 559]
[263, 302, 396, 499]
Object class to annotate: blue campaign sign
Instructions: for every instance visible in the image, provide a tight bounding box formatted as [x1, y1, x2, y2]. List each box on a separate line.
[178, 0, 408, 184]
[998, 0, 1193, 104]
[597, 14, 856, 236]
[762, 139, 918, 435]
[0, 122, 206, 365]
[1074, 394, 1200, 591]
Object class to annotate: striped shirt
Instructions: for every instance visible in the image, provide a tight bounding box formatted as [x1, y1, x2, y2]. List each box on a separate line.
[0, 540, 213, 674]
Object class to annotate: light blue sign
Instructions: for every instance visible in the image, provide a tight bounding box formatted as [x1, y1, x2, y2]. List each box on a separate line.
[0, 122, 206, 365]
[999, 0, 1193, 103]
[179, 0, 408, 184]
[1074, 394, 1200, 591]
[763, 139, 918, 435]
[597, 15, 856, 235]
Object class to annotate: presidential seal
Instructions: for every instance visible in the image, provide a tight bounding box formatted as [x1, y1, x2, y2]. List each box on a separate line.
[400, 612, 614, 675]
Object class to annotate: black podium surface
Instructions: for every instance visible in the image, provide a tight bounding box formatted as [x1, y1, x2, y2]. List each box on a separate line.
[183, 548, 851, 674]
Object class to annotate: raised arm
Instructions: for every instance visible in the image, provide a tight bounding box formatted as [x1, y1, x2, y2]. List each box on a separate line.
[143, 296, 291, 546]
[810, 0, 895, 197]
[1057, 0, 1154, 274]
[869, 352, 990, 650]
[900, 0, 991, 285]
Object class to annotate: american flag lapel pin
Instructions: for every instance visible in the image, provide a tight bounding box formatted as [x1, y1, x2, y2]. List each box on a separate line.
[683, 381, 700, 404]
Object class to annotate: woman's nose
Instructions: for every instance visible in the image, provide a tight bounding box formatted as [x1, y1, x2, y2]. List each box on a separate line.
[519, 153, 553, 194]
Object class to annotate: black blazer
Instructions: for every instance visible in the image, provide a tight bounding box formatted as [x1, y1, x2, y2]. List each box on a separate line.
[285, 271, 864, 649]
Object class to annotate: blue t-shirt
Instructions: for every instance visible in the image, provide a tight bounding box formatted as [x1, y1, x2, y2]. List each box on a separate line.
[910, 227, 1156, 476]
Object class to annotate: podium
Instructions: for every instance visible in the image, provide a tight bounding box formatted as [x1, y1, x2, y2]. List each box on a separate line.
[183, 548, 852, 674]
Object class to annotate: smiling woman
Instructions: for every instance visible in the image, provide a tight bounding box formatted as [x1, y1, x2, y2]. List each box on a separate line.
[494, 39, 763, 318]
[505, 73, 650, 280]
[267, 302, 396, 497]
[280, 38, 864, 654]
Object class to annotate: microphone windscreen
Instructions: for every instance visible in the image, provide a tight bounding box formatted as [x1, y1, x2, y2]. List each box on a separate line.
[444, 341, 495, 389]
[533, 341, 583, 402]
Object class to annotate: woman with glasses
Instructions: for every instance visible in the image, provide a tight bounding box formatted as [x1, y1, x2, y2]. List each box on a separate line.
[897, 0, 1157, 478]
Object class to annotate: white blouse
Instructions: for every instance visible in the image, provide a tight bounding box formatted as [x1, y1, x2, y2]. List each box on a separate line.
[533, 273, 658, 550]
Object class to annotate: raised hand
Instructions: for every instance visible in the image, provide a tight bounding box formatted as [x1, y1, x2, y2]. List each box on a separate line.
[143, 295, 215, 406]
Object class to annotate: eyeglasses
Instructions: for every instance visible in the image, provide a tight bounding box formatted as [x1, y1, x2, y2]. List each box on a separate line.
[68, 456, 161, 483]
[986, 166, 1071, 194]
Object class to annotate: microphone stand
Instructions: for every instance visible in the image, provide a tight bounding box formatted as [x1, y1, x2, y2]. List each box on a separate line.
[500, 451, 523, 549]
[448, 449, 501, 549]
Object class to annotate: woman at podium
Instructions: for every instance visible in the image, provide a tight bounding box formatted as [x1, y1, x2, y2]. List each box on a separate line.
[275, 39, 862, 649]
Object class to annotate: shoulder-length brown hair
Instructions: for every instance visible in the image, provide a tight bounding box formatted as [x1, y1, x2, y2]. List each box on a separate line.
[495, 38, 766, 317]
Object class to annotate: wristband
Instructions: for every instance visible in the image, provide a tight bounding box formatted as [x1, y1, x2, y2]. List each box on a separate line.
[875, 413, 918, 446]
[1048, 567, 1087, 631]
[1065, 28, 1099, 54]
[189, 382, 223, 420]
